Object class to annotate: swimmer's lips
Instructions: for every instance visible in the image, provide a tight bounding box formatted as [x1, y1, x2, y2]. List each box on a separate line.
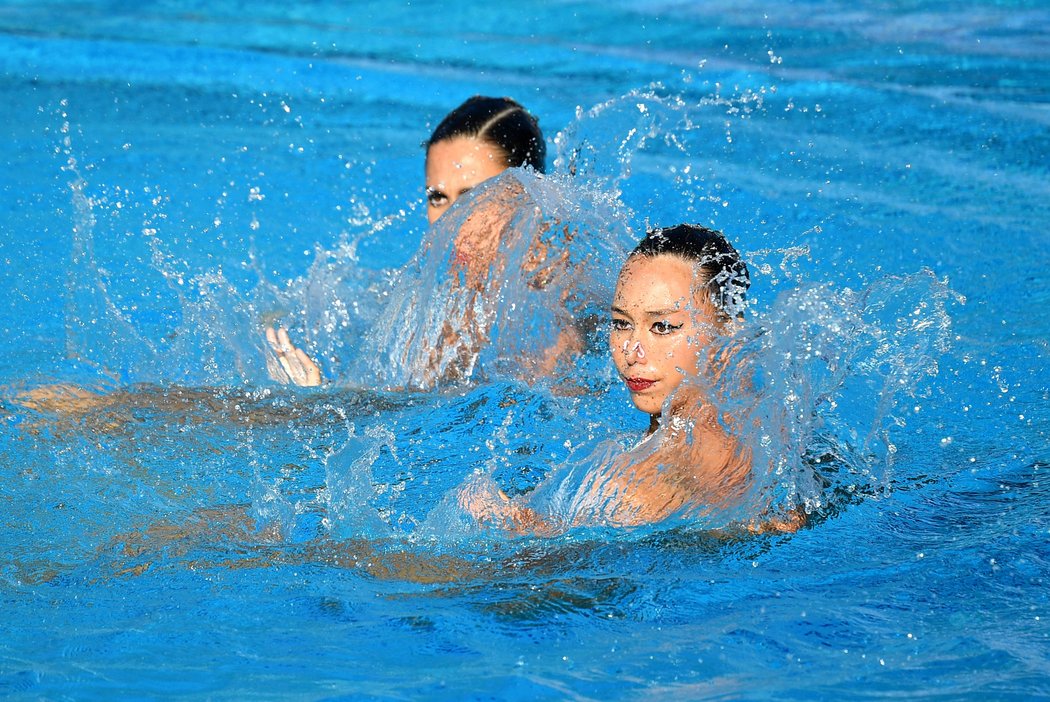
[624, 377, 656, 393]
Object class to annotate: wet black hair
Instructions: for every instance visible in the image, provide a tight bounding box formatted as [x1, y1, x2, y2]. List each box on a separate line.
[630, 224, 750, 318]
[426, 96, 546, 173]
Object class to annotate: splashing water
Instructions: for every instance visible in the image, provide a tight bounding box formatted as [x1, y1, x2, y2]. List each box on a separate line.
[41, 79, 965, 544]
[729, 267, 962, 520]
[359, 169, 633, 391]
[5, 3, 1047, 699]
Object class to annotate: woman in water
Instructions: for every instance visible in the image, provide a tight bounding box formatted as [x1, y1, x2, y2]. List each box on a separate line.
[268, 95, 547, 386]
[462, 224, 799, 533]
[16, 97, 558, 413]
[423, 95, 546, 223]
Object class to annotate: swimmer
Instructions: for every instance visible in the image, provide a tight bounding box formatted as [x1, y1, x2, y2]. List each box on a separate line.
[269, 96, 547, 386]
[389, 173, 595, 390]
[424, 95, 546, 223]
[14, 98, 552, 413]
[462, 224, 802, 534]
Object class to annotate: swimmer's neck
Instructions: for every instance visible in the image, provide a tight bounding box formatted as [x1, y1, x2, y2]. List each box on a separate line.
[646, 413, 660, 436]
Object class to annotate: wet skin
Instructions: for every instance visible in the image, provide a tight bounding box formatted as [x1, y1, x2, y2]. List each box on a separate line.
[609, 254, 718, 419]
[424, 136, 509, 224]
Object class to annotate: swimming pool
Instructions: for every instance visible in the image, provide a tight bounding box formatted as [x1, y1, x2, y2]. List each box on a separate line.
[2, 1, 1048, 699]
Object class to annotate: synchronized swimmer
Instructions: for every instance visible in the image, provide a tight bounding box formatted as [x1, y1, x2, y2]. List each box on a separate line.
[236, 97, 794, 533]
[460, 224, 800, 534]
[267, 96, 546, 387]
[19, 95, 798, 536]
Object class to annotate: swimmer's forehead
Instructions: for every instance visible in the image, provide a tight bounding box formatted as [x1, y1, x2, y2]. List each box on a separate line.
[426, 138, 505, 178]
[612, 256, 699, 316]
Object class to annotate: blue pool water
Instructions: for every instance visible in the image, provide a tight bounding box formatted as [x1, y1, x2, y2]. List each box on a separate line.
[2, 1, 1048, 699]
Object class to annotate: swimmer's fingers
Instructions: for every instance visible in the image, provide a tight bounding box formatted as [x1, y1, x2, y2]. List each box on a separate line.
[266, 353, 289, 384]
[265, 325, 281, 351]
[276, 328, 304, 384]
[277, 329, 323, 387]
[293, 347, 322, 387]
[276, 327, 296, 354]
[265, 326, 323, 386]
[265, 326, 291, 384]
[277, 349, 298, 383]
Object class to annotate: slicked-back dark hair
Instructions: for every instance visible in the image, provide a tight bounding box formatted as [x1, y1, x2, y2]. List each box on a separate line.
[631, 224, 750, 318]
[426, 96, 546, 173]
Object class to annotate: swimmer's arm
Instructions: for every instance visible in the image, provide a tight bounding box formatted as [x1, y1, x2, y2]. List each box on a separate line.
[266, 327, 322, 387]
[13, 383, 111, 414]
[458, 476, 557, 537]
[537, 326, 583, 381]
[495, 491, 558, 536]
[586, 399, 752, 526]
[745, 507, 807, 534]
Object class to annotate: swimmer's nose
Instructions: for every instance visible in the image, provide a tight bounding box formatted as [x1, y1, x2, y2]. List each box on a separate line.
[622, 339, 646, 363]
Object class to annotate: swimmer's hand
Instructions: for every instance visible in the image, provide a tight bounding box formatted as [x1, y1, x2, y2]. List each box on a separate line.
[746, 508, 807, 534]
[266, 327, 322, 387]
[458, 473, 554, 537]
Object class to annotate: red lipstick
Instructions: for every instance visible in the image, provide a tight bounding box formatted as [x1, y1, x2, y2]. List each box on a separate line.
[625, 377, 655, 392]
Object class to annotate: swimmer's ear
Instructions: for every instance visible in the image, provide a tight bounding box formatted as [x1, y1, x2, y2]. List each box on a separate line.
[719, 314, 744, 335]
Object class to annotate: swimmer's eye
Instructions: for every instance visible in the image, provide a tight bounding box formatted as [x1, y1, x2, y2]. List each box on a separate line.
[426, 188, 448, 207]
[651, 321, 683, 335]
[610, 318, 632, 332]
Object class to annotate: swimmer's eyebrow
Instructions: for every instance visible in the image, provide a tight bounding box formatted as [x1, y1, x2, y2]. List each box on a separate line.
[611, 305, 683, 318]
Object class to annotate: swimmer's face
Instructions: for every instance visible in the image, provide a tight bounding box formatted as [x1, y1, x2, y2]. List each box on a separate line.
[425, 136, 509, 224]
[610, 254, 719, 416]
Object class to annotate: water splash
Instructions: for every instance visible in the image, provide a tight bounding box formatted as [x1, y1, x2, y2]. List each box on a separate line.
[553, 83, 768, 199]
[44, 86, 962, 542]
[358, 169, 633, 391]
[321, 424, 396, 539]
[726, 267, 962, 519]
[60, 103, 158, 382]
